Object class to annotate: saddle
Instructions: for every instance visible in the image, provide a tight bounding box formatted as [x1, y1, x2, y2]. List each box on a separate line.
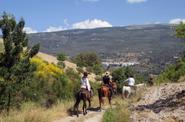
[80, 88, 92, 98]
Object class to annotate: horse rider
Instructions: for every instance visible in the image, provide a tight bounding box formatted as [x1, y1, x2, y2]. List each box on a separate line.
[123, 75, 135, 89]
[102, 72, 113, 95]
[81, 72, 93, 98]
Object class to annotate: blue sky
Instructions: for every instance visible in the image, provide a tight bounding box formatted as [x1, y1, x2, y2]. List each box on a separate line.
[0, 0, 185, 33]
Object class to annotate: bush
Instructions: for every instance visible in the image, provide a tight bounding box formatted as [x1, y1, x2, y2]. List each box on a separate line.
[57, 52, 66, 68]
[20, 58, 81, 106]
[73, 52, 104, 74]
[103, 102, 130, 122]
[155, 57, 185, 84]
[76, 67, 84, 74]
[65, 68, 81, 96]
[112, 67, 144, 93]
[93, 64, 104, 75]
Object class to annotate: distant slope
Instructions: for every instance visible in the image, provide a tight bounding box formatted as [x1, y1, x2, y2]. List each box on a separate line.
[37, 52, 97, 82]
[27, 24, 185, 73]
[37, 52, 77, 72]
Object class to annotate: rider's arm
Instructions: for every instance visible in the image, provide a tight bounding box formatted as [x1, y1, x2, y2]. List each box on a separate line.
[123, 78, 128, 83]
[86, 78, 91, 91]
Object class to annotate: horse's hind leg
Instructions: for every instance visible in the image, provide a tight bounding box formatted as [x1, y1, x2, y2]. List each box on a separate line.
[108, 93, 112, 107]
[83, 99, 87, 115]
[74, 99, 80, 117]
[98, 89, 102, 110]
[88, 98, 91, 108]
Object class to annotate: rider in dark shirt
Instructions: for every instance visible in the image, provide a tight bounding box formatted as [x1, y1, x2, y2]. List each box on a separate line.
[102, 72, 113, 95]
[103, 72, 110, 85]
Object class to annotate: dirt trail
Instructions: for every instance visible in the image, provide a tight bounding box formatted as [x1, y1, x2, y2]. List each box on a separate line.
[131, 82, 185, 122]
[54, 109, 105, 122]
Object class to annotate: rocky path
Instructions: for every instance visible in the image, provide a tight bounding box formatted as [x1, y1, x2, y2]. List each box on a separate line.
[131, 82, 185, 122]
[54, 108, 107, 122]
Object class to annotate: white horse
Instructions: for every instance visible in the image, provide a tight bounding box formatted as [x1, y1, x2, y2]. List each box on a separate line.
[122, 83, 146, 99]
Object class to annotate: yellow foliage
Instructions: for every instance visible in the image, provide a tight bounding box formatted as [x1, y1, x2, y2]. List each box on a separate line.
[31, 57, 63, 78]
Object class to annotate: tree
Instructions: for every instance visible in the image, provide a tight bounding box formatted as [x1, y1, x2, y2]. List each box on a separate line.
[57, 52, 66, 61]
[176, 22, 185, 39]
[112, 66, 144, 93]
[74, 52, 101, 67]
[73, 52, 104, 74]
[57, 52, 66, 68]
[0, 12, 39, 112]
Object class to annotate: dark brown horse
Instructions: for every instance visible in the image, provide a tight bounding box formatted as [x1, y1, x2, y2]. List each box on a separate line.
[97, 82, 117, 110]
[73, 88, 91, 117]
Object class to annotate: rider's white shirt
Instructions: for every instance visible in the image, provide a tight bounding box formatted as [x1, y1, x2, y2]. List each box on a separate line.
[124, 77, 135, 86]
[81, 77, 91, 91]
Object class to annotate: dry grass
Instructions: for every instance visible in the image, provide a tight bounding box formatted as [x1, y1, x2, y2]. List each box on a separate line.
[102, 97, 130, 122]
[0, 38, 4, 53]
[102, 87, 146, 122]
[0, 101, 73, 122]
[0, 96, 101, 122]
[0, 87, 146, 122]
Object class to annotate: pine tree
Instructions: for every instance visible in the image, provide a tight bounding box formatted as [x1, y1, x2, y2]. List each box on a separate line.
[0, 12, 39, 112]
[176, 22, 185, 39]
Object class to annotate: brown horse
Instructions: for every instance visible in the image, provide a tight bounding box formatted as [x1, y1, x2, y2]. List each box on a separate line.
[97, 82, 117, 110]
[73, 88, 91, 117]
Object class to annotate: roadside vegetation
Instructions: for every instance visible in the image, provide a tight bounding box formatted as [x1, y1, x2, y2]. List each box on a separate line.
[103, 88, 144, 122]
[0, 39, 4, 53]
[1, 12, 185, 122]
[155, 54, 185, 84]
[112, 66, 145, 93]
[103, 98, 130, 122]
[155, 22, 185, 85]
[72, 52, 104, 75]
[0, 12, 102, 122]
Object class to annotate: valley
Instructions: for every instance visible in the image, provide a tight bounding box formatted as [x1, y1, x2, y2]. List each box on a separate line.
[28, 24, 185, 74]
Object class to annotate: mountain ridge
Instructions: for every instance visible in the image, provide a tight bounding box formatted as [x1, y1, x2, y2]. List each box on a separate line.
[27, 24, 185, 73]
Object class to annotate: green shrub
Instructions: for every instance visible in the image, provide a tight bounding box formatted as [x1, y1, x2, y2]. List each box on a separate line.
[57, 52, 66, 68]
[93, 64, 104, 75]
[73, 52, 104, 74]
[103, 103, 130, 122]
[112, 67, 144, 93]
[65, 68, 81, 96]
[155, 57, 185, 84]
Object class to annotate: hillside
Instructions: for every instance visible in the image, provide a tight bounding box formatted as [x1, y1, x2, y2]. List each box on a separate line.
[36, 52, 97, 82]
[131, 82, 185, 122]
[28, 24, 185, 74]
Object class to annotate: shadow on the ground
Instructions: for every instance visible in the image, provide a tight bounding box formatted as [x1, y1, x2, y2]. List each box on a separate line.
[135, 90, 185, 113]
[87, 107, 101, 111]
[67, 106, 101, 116]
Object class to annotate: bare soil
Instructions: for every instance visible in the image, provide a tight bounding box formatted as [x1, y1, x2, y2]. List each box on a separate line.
[131, 82, 185, 122]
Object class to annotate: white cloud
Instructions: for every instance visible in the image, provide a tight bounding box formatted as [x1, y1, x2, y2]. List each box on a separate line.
[23, 27, 37, 34]
[72, 19, 112, 29]
[45, 26, 66, 32]
[169, 18, 185, 24]
[145, 21, 161, 25]
[64, 19, 69, 27]
[127, 0, 147, 4]
[81, 0, 99, 2]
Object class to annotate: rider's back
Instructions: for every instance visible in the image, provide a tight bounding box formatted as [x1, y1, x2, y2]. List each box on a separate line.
[103, 75, 110, 85]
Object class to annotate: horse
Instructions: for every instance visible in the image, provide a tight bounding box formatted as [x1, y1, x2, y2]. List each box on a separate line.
[122, 83, 146, 99]
[97, 82, 117, 110]
[73, 88, 91, 117]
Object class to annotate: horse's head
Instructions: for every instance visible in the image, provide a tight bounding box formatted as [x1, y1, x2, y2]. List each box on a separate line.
[111, 82, 117, 93]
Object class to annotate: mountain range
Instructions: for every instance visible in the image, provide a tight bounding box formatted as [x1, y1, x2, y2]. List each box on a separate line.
[28, 24, 185, 74]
